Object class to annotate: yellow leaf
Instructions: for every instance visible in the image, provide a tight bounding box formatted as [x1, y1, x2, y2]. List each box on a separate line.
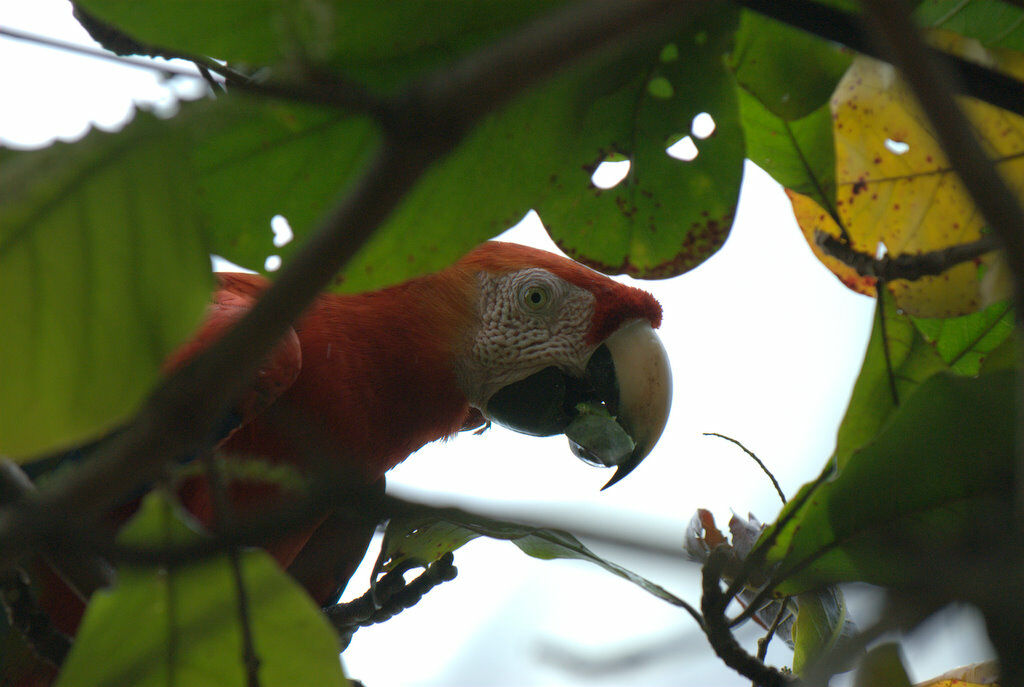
[795, 32, 1024, 317]
[787, 189, 878, 298]
[915, 660, 1000, 687]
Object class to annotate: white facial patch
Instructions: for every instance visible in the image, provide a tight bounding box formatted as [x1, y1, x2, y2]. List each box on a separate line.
[456, 268, 596, 408]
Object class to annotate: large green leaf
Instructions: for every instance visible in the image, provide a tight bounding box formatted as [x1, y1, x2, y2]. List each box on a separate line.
[380, 505, 688, 609]
[833, 292, 946, 468]
[738, 91, 837, 214]
[729, 10, 852, 121]
[0, 93, 382, 458]
[57, 493, 346, 687]
[833, 294, 1013, 469]
[763, 371, 1015, 595]
[0, 113, 212, 459]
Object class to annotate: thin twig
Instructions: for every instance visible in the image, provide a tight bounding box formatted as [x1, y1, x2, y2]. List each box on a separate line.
[0, 27, 384, 114]
[0, 27, 198, 78]
[703, 433, 786, 505]
[755, 600, 790, 665]
[814, 231, 1000, 283]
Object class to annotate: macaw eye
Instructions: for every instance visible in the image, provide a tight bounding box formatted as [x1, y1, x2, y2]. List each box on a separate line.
[520, 284, 551, 312]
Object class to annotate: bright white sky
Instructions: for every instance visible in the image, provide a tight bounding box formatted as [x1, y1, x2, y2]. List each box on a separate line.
[0, 1, 996, 684]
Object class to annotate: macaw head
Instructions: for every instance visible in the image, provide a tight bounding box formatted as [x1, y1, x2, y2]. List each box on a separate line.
[453, 242, 672, 489]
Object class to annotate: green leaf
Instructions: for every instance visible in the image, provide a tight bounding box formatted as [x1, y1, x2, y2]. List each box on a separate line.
[912, 299, 1014, 375]
[763, 371, 1015, 595]
[57, 493, 347, 687]
[190, 98, 379, 274]
[833, 292, 946, 468]
[380, 506, 687, 608]
[916, 0, 1024, 52]
[729, 10, 852, 121]
[979, 331, 1018, 374]
[853, 643, 912, 687]
[792, 587, 854, 675]
[0, 113, 212, 459]
[738, 91, 837, 214]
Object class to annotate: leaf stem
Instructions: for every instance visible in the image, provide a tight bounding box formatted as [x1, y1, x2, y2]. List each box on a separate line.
[876, 284, 901, 408]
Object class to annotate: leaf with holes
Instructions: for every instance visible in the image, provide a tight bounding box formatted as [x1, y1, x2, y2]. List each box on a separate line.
[0, 112, 212, 459]
[57, 493, 347, 687]
[762, 371, 1015, 595]
[797, 32, 1024, 317]
[76, 3, 745, 291]
[529, 6, 745, 279]
[337, 8, 745, 290]
[379, 506, 688, 608]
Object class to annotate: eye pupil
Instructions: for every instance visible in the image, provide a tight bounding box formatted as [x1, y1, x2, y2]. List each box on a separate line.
[522, 284, 549, 311]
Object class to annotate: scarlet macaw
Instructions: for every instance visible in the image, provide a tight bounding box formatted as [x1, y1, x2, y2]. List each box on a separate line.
[14, 241, 671, 682]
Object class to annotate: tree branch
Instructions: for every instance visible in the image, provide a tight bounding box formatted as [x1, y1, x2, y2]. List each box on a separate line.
[701, 549, 792, 687]
[0, 461, 114, 601]
[815, 231, 1001, 283]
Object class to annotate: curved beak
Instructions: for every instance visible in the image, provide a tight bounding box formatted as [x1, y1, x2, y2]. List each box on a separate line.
[592, 320, 672, 489]
[483, 320, 671, 489]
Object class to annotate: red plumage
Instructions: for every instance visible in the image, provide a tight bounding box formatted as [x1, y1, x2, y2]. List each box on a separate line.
[12, 242, 665, 686]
